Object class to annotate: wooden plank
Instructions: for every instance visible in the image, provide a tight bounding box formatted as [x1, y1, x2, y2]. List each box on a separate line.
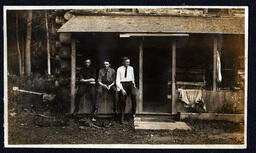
[213, 37, 217, 91]
[168, 81, 205, 86]
[134, 121, 191, 130]
[120, 33, 189, 38]
[171, 40, 177, 114]
[137, 112, 173, 115]
[138, 39, 143, 113]
[135, 117, 174, 122]
[70, 38, 76, 114]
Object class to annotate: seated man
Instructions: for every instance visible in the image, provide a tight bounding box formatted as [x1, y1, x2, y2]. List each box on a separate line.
[98, 60, 118, 119]
[75, 58, 97, 121]
[116, 57, 137, 124]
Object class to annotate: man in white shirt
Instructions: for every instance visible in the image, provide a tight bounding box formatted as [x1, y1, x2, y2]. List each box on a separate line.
[116, 57, 137, 124]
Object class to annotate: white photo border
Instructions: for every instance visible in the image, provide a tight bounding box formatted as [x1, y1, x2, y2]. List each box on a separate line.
[3, 5, 248, 149]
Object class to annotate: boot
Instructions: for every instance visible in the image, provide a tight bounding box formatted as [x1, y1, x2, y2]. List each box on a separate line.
[120, 112, 124, 124]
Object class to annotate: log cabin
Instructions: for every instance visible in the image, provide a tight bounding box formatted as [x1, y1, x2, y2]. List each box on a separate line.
[55, 8, 245, 119]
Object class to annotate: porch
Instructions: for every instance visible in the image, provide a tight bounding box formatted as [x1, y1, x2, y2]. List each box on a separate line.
[57, 14, 245, 115]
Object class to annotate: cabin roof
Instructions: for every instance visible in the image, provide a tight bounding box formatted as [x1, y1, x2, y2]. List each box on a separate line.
[58, 15, 244, 34]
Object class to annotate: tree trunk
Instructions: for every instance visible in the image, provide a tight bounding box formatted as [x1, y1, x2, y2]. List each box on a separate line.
[16, 13, 24, 76]
[45, 10, 51, 75]
[21, 29, 25, 75]
[25, 10, 32, 76]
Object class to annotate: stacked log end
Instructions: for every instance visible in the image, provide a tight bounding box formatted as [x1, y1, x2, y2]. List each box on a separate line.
[50, 10, 72, 114]
[52, 10, 72, 74]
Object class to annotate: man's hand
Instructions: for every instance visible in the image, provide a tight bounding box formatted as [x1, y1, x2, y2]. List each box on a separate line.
[107, 83, 114, 90]
[121, 89, 127, 96]
[107, 85, 112, 90]
[102, 84, 108, 89]
[89, 81, 96, 85]
[133, 83, 136, 88]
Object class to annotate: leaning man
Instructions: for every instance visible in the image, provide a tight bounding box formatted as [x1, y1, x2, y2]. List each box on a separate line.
[75, 58, 97, 121]
[116, 57, 137, 124]
[98, 60, 118, 119]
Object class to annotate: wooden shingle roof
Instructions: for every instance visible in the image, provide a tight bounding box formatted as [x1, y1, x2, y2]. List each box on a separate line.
[58, 15, 244, 34]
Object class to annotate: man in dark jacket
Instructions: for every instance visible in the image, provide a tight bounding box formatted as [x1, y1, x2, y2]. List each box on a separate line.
[75, 58, 97, 121]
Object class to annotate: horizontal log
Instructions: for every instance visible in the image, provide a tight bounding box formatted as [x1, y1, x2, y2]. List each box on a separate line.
[71, 9, 205, 17]
[64, 11, 73, 20]
[50, 26, 57, 35]
[55, 41, 62, 48]
[168, 81, 205, 86]
[55, 16, 65, 24]
[59, 59, 71, 72]
[53, 9, 67, 15]
[59, 33, 71, 44]
[59, 46, 71, 58]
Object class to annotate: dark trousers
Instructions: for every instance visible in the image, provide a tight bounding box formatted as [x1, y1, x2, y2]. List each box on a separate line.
[75, 84, 97, 115]
[98, 85, 118, 114]
[119, 82, 137, 116]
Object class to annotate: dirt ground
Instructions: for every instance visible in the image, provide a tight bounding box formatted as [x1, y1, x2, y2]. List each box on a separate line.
[7, 75, 244, 145]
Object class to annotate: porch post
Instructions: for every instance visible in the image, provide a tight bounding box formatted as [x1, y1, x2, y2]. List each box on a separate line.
[213, 37, 217, 91]
[70, 37, 76, 113]
[138, 39, 143, 113]
[171, 40, 177, 114]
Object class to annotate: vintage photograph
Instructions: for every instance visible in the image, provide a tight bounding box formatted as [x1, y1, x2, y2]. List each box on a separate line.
[4, 6, 247, 148]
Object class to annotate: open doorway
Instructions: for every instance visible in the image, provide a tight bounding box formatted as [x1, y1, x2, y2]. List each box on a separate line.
[143, 45, 171, 113]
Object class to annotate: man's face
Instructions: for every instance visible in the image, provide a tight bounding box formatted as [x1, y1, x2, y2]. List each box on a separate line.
[85, 59, 91, 68]
[104, 61, 110, 69]
[123, 59, 130, 67]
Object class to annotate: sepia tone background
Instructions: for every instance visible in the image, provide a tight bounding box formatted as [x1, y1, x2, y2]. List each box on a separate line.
[6, 8, 245, 145]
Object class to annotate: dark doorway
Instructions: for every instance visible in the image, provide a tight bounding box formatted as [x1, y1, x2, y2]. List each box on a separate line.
[143, 46, 171, 113]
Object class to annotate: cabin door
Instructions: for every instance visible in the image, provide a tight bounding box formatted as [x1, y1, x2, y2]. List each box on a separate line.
[142, 47, 171, 113]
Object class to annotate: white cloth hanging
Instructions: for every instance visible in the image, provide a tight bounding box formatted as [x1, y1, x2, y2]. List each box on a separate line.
[178, 89, 207, 112]
[217, 50, 222, 82]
